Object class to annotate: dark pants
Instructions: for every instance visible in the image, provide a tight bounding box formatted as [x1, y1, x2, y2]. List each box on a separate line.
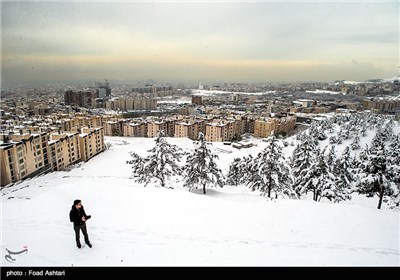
[74, 224, 90, 246]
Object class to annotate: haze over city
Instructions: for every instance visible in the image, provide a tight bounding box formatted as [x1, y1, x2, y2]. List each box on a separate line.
[1, 0, 398, 84]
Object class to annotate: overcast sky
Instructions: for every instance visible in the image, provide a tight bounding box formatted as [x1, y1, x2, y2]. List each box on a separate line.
[1, 1, 399, 84]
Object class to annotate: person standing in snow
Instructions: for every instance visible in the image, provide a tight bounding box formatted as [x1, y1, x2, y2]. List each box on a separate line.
[69, 199, 92, 249]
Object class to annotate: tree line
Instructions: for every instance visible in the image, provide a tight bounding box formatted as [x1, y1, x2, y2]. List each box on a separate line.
[127, 113, 400, 209]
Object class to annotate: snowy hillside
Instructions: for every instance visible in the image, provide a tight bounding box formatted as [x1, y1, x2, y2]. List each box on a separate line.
[1, 115, 400, 266]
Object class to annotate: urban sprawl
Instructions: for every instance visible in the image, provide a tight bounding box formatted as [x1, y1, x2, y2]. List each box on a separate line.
[1, 79, 400, 187]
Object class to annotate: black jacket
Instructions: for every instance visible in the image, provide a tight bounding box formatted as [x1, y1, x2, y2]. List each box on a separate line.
[69, 205, 90, 226]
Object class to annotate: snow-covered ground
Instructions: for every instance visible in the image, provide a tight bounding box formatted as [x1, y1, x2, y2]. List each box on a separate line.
[1, 128, 399, 266]
[306, 89, 342, 95]
[191, 89, 275, 96]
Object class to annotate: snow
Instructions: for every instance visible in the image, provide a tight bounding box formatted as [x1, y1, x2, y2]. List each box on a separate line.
[306, 89, 341, 95]
[383, 75, 400, 82]
[1, 123, 400, 266]
[192, 89, 274, 96]
[157, 99, 191, 105]
[344, 81, 362, 85]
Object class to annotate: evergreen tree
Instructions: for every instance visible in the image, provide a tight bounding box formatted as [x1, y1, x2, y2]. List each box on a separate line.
[351, 135, 361, 150]
[127, 130, 184, 188]
[326, 145, 336, 168]
[292, 134, 316, 195]
[329, 135, 337, 144]
[342, 125, 350, 140]
[248, 134, 294, 198]
[297, 148, 339, 202]
[382, 120, 395, 142]
[336, 128, 343, 144]
[241, 155, 254, 183]
[308, 124, 320, 146]
[227, 157, 243, 186]
[355, 141, 396, 209]
[388, 134, 400, 166]
[361, 123, 367, 137]
[126, 152, 144, 178]
[386, 135, 400, 188]
[183, 133, 224, 194]
[333, 146, 353, 201]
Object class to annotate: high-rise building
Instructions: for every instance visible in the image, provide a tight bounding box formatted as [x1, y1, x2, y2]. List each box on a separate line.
[64, 90, 96, 108]
[95, 79, 112, 97]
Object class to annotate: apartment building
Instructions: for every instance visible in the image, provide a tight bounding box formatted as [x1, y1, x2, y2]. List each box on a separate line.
[104, 120, 128, 136]
[79, 127, 105, 162]
[254, 116, 296, 138]
[0, 131, 49, 186]
[48, 139, 65, 171]
[64, 90, 96, 108]
[50, 131, 81, 167]
[123, 122, 148, 137]
[362, 98, 400, 113]
[107, 97, 158, 111]
[174, 119, 206, 140]
[147, 120, 167, 138]
[1, 127, 105, 187]
[205, 120, 235, 142]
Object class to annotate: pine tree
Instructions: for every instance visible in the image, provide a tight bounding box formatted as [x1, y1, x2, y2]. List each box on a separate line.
[333, 146, 353, 201]
[227, 158, 243, 186]
[326, 145, 336, 168]
[361, 123, 367, 137]
[292, 134, 316, 196]
[127, 130, 184, 188]
[355, 141, 396, 209]
[336, 128, 343, 144]
[126, 152, 144, 178]
[248, 134, 294, 198]
[241, 155, 254, 183]
[183, 133, 225, 194]
[298, 148, 339, 202]
[351, 135, 361, 150]
[388, 134, 400, 166]
[386, 134, 400, 193]
[329, 135, 337, 144]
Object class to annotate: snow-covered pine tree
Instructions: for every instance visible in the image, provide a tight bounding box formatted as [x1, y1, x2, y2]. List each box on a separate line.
[292, 134, 316, 196]
[386, 134, 400, 193]
[183, 132, 225, 194]
[333, 146, 353, 201]
[382, 120, 395, 142]
[248, 134, 294, 198]
[241, 154, 254, 183]
[128, 130, 184, 188]
[342, 124, 351, 140]
[308, 124, 320, 146]
[355, 141, 396, 209]
[351, 135, 361, 150]
[328, 124, 334, 134]
[326, 145, 336, 168]
[388, 134, 400, 166]
[329, 135, 337, 144]
[297, 148, 339, 202]
[227, 157, 243, 186]
[360, 122, 367, 137]
[336, 128, 343, 144]
[126, 152, 144, 178]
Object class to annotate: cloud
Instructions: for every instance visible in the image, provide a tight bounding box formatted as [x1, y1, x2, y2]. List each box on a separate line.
[1, 1, 398, 83]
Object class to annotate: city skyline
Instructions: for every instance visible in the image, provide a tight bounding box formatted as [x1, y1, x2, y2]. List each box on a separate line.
[1, 1, 399, 84]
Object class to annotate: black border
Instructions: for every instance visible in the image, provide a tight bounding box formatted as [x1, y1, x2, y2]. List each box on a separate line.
[1, 267, 396, 279]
